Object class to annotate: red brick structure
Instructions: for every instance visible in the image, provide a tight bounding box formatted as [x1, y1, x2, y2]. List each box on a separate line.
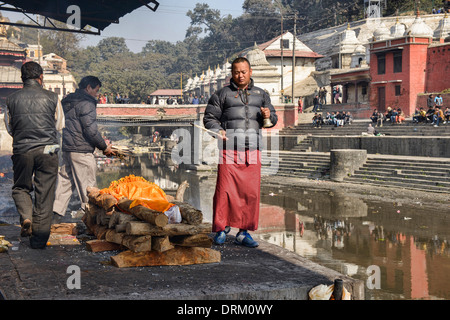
[369, 14, 450, 117]
[369, 36, 432, 116]
[425, 42, 450, 93]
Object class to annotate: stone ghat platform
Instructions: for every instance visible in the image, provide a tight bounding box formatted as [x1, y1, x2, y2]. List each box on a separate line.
[278, 119, 450, 158]
[0, 223, 364, 301]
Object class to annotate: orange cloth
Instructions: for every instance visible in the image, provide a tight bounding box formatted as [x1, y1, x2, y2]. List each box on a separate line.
[99, 175, 174, 212]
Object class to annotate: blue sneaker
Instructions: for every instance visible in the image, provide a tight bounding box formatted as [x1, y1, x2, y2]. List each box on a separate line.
[224, 226, 231, 234]
[213, 231, 227, 245]
[234, 231, 259, 248]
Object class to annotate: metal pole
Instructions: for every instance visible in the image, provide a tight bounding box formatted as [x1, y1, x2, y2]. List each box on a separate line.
[280, 14, 284, 103]
[291, 13, 296, 103]
[37, 15, 41, 65]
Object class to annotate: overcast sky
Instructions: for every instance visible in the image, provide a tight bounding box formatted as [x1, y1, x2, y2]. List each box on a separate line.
[2, 0, 245, 52]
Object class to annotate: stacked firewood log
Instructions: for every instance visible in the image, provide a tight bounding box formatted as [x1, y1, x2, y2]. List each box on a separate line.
[81, 181, 221, 268]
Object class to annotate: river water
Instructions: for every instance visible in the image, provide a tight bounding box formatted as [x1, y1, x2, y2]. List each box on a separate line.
[1, 150, 449, 300]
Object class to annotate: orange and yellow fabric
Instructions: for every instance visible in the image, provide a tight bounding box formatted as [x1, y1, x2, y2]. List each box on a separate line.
[99, 175, 174, 212]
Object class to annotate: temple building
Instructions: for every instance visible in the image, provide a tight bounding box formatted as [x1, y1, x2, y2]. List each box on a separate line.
[369, 12, 450, 117]
[40, 53, 77, 100]
[183, 31, 323, 105]
[0, 19, 26, 109]
[320, 12, 450, 118]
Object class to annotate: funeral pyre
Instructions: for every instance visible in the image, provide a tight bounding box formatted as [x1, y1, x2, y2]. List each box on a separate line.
[81, 175, 220, 268]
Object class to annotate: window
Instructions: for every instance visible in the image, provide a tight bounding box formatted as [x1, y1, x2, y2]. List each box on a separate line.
[393, 51, 402, 73]
[377, 53, 385, 75]
[281, 39, 289, 49]
[395, 85, 401, 96]
[362, 84, 367, 95]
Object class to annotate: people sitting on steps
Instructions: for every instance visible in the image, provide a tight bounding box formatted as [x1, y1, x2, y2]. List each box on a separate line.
[433, 106, 445, 127]
[312, 113, 323, 128]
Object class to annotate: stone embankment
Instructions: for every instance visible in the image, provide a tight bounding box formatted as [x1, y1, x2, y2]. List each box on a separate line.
[263, 116, 450, 193]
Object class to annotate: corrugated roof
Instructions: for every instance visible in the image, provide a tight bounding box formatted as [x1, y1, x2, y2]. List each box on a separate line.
[1, 0, 158, 31]
[150, 89, 182, 96]
[264, 50, 323, 59]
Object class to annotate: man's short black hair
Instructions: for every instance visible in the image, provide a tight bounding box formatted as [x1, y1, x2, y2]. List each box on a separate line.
[78, 76, 102, 90]
[232, 57, 251, 70]
[21, 61, 43, 82]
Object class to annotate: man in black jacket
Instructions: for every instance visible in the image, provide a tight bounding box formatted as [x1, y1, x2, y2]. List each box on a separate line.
[53, 76, 112, 221]
[5, 61, 64, 249]
[203, 57, 277, 248]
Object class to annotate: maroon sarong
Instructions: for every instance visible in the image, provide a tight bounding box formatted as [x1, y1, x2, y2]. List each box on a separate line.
[212, 149, 261, 232]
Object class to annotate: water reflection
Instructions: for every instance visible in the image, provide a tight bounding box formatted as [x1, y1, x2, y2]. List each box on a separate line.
[95, 152, 216, 224]
[257, 186, 450, 300]
[1, 150, 449, 300]
[94, 153, 450, 300]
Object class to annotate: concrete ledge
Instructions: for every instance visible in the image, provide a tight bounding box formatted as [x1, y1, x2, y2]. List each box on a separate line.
[312, 136, 450, 158]
[330, 149, 367, 182]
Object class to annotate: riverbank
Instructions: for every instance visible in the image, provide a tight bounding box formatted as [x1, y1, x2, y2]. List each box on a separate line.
[262, 175, 450, 211]
[0, 219, 364, 301]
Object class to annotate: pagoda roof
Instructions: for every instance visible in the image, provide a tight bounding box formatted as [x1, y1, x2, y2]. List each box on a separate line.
[0, 37, 26, 55]
[240, 32, 323, 59]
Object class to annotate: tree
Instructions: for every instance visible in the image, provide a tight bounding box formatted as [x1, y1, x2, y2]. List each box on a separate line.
[9, 20, 84, 57]
[97, 37, 130, 61]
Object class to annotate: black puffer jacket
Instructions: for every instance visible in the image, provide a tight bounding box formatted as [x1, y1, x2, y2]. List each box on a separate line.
[61, 89, 107, 153]
[6, 79, 59, 154]
[203, 78, 277, 150]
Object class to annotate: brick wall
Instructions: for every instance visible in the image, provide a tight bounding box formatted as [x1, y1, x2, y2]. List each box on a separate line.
[97, 104, 297, 130]
[426, 43, 450, 93]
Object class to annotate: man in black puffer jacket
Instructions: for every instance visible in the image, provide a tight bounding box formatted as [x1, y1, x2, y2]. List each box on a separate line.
[5, 61, 64, 249]
[204, 57, 277, 248]
[53, 76, 112, 221]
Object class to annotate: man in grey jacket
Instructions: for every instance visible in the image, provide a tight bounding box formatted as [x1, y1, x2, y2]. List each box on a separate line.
[53, 76, 112, 221]
[5, 61, 64, 249]
[203, 57, 277, 248]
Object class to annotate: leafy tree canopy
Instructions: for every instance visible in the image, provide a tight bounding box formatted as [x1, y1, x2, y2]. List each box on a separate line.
[7, 0, 442, 102]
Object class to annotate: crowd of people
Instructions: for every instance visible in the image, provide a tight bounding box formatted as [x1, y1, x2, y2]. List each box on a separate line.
[419, 94, 448, 127]
[312, 111, 353, 128]
[97, 92, 130, 104]
[369, 107, 406, 126]
[369, 94, 448, 127]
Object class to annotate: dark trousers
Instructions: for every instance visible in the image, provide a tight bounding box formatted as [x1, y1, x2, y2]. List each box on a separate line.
[12, 146, 59, 248]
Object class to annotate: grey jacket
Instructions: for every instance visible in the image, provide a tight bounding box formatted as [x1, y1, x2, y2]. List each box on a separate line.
[203, 78, 277, 150]
[6, 79, 59, 154]
[61, 89, 107, 153]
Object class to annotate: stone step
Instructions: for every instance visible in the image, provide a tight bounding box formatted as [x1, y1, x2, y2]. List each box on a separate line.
[365, 157, 450, 165]
[345, 176, 448, 193]
[347, 168, 450, 185]
[262, 149, 450, 192]
[363, 161, 450, 170]
[355, 166, 450, 178]
[352, 169, 450, 184]
[278, 155, 330, 162]
[280, 122, 450, 136]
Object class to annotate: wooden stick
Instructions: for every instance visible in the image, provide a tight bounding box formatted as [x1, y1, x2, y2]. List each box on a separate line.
[110, 247, 221, 268]
[190, 123, 224, 138]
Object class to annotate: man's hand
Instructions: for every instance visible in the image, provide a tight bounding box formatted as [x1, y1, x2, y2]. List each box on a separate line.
[261, 107, 270, 119]
[103, 143, 113, 157]
[219, 130, 228, 141]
